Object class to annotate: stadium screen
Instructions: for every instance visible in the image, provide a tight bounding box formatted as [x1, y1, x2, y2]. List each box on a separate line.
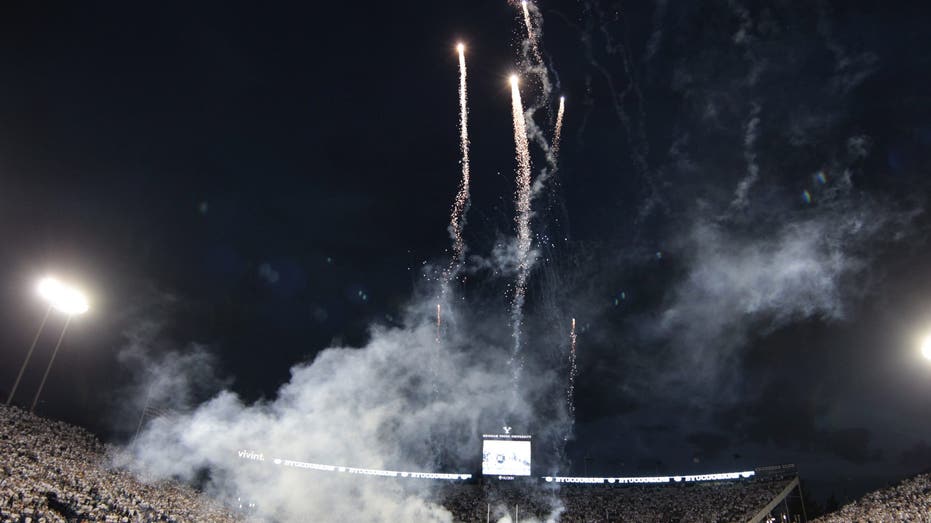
[482, 433, 531, 477]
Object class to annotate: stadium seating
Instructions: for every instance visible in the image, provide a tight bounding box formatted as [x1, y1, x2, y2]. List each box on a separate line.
[5, 402, 926, 522]
[811, 472, 931, 522]
[0, 404, 236, 522]
[441, 480, 791, 522]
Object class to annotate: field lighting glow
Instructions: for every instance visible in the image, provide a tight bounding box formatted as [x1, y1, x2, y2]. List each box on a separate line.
[37, 277, 89, 315]
[922, 335, 931, 361]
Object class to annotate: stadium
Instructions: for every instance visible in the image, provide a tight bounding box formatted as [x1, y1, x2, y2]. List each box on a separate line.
[3, 1, 931, 522]
[3, 401, 931, 521]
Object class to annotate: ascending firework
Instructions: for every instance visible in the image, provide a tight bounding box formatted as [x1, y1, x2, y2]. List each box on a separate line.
[521, 1, 544, 67]
[509, 75, 533, 388]
[567, 318, 578, 416]
[553, 96, 565, 162]
[447, 43, 471, 280]
[438, 43, 471, 341]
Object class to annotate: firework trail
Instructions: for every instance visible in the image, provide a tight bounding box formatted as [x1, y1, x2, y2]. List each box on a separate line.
[510, 0, 560, 204]
[437, 44, 471, 342]
[515, 0, 552, 111]
[552, 96, 565, 162]
[445, 43, 471, 285]
[567, 317, 578, 416]
[509, 75, 533, 392]
[521, 0, 545, 67]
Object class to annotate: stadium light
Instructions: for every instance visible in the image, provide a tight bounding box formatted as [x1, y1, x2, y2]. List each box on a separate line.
[922, 335, 931, 361]
[6, 276, 90, 410]
[37, 277, 89, 315]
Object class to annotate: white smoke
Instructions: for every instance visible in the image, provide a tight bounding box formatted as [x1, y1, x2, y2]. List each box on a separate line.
[651, 188, 914, 393]
[643, 0, 669, 63]
[118, 298, 557, 522]
[258, 263, 280, 285]
[731, 102, 762, 209]
[816, 0, 879, 96]
[111, 320, 231, 436]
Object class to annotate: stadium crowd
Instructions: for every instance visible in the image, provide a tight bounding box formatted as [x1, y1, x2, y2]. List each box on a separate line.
[0, 403, 236, 523]
[0, 402, 790, 523]
[4, 401, 931, 522]
[440, 479, 790, 522]
[812, 472, 931, 523]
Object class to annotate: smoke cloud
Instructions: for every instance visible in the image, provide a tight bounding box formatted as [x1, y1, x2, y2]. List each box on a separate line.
[118, 297, 560, 522]
[110, 319, 230, 437]
[649, 184, 915, 395]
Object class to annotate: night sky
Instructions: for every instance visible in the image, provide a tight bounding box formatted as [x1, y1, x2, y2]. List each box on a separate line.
[2, 0, 931, 509]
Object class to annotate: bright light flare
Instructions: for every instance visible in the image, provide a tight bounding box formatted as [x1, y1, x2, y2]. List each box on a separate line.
[509, 75, 519, 87]
[922, 335, 931, 361]
[456, 42, 465, 53]
[37, 277, 89, 315]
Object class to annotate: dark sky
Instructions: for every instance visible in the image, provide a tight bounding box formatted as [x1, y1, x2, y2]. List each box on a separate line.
[2, 0, 931, 507]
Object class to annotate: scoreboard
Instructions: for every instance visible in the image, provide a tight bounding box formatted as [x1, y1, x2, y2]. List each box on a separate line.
[482, 431, 531, 478]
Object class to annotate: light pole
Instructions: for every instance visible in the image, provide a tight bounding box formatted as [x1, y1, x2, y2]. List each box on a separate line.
[31, 314, 73, 413]
[5, 277, 88, 411]
[6, 304, 52, 406]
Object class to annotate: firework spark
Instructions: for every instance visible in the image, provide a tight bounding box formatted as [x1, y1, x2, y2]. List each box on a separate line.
[567, 317, 578, 416]
[509, 76, 533, 277]
[521, 1, 544, 67]
[447, 42, 471, 281]
[438, 43, 471, 342]
[553, 96, 565, 162]
[509, 74, 533, 390]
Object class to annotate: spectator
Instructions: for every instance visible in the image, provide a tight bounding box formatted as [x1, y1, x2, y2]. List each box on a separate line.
[440, 478, 791, 522]
[0, 404, 237, 522]
[813, 473, 931, 523]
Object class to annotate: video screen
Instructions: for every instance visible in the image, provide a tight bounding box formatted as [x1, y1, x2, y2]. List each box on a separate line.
[482, 438, 531, 476]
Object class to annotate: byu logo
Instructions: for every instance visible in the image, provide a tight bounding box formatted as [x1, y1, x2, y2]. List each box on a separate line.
[502, 426, 512, 434]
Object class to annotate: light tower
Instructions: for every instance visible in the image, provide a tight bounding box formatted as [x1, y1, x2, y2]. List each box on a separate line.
[6, 277, 89, 412]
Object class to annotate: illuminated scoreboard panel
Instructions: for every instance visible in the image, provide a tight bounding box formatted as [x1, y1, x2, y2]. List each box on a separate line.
[482, 434, 531, 477]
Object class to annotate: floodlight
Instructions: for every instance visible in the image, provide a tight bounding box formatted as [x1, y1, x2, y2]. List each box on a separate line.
[37, 277, 89, 315]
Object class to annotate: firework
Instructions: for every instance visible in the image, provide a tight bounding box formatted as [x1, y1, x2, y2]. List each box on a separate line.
[510, 75, 533, 279]
[438, 43, 472, 342]
[447, 42, 471, 280]
[553, 96, 565, 162]
[567, 317, 578, 416]
[521, 1, 544, 67]
[509, 75, 533, 387]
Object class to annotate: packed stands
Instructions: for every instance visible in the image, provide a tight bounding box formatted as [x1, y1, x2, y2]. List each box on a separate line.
[813, 472, 931, 523]
[440, 479, 792, 522]
[0, 404, 236, 522]
[0, 402, 815, 522]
